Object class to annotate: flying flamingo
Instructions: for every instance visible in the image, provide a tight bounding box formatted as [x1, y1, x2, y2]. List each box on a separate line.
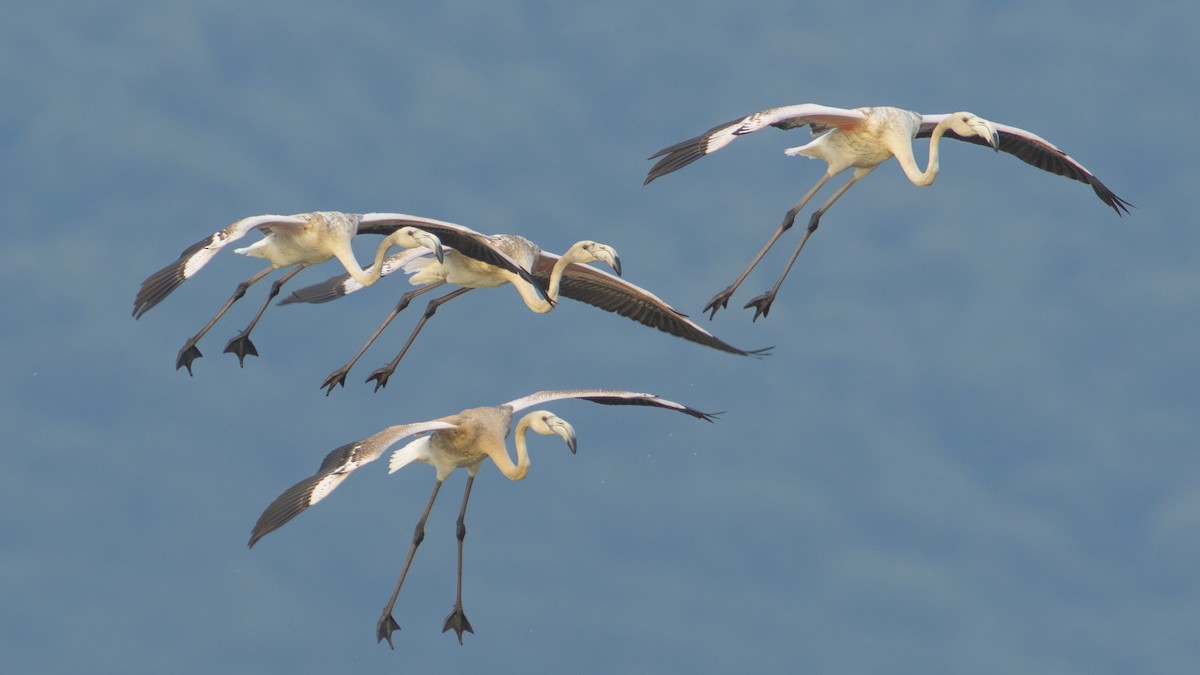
[644, 104, 1132, 320]
[133, 211, 446, 373]
[247, 388, 716, 646]
[277, 214, 768, 394]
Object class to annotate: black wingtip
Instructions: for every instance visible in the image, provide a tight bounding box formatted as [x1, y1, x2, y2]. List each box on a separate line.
[1107, 192, 1134, 217]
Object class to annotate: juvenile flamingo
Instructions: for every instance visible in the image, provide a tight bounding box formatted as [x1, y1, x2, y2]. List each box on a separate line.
[645, 104, 1131, 319]
[132, 211, 444, 373]
[247, 388, 716, 646]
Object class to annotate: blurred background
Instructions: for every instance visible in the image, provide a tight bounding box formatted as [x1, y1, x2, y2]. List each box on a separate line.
[3, 1, 1196, 673]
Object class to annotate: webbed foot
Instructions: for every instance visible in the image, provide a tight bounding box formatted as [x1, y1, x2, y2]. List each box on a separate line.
[703, 286, 737, 320]
[176, 340, 202, 374]
[442, 604, 474, 645]
[366, 364, 398, 392]
[320, 367, 350, 396]
[376, 613, 401, 649]
[222, 332, 259, 367]
[743, 291, 777, 321]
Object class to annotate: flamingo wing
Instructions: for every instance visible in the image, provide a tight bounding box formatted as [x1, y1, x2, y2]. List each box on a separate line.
[534, 253, 770, 356]
[248, 419, 457, 547]
[918, 115, 1131, 215]
[644, 104, 865, 184]
[503, 388, 717, 421]
[133, 214, 307, 318]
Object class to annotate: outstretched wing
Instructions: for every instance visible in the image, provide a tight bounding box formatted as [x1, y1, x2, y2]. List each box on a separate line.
[534, 253, 770, 356]
[133, 214, 308, 318]
[278, 248, 432, 305]
[357, 213, 546, 299]
[918, 115, 1131, 215]
[247, 419, 457, 547]
[644, 104, 865, 184]
[503, 389, 718, 421]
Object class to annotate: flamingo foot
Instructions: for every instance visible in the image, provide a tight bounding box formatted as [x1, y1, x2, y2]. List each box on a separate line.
[176, 341, 202, 375]
[703, 286, 737, 320]
[320, 367, 350, 396]
[442, 604, 474, 645]
[743, 291, 777, 322]
[222, 332, 259, 367]
[366, 363, 398, 392]
[376, 612, 401, 649]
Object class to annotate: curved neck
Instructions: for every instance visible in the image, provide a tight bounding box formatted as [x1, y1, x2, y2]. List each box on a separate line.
[490, 418, 532, 480]
[894, 120, 948, 187]
[512, 254, 577, 314]
[333, 237, 398, 288]
[542, 255, 575, 308]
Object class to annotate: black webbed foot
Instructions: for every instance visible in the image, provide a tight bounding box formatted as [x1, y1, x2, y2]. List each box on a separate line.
[366, 364, 398, 392]
[376, 613, 401, 649]
[442, 605, 474, 645]
[743, 291, 777, 322]
[320, 367, 350, 396]
[222, 332, 259, 367]
[703, 287, 736, 320]
[176, 341, 202, 375]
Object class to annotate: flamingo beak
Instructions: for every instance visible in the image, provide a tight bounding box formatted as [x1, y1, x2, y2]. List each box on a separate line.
[416, 231, 445, 263]
[979, 121, 1000, 152]
[599, 245, 622, 277]
[549, 417, 577, 454]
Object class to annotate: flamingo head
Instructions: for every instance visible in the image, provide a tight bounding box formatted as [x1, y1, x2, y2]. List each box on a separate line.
[526, 411, 577, 454]
[390, 226, 444, 263]
[567, 240, 622, 277]
[949, 112, 1000, 152]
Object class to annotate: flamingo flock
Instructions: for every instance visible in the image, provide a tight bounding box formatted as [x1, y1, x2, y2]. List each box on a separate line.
[134, 101, 1128, 647]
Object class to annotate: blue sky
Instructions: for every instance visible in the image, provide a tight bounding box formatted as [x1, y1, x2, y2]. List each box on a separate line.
[3, 1, 1197, 673]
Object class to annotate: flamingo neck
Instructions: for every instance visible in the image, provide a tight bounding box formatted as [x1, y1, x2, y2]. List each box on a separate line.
[491, 418, 532, 481]
[512, 252, 579, 314]
[332, 235, 400, 288]
[511, 277, 554, 313]
[895, 120, 949, 187]
[543, 255, 576, 307]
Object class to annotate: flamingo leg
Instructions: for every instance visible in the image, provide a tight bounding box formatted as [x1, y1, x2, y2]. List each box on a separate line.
[320, 282, 446, 395]
[442, 475, 475, 644]
[175, 265, 276, 374]
[377, 479, 444, 649]
[222, 266, 306, 366]
[703, 173, 831, 319]
[744, 169, 868, 320]
[366, 287, 474, 392]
